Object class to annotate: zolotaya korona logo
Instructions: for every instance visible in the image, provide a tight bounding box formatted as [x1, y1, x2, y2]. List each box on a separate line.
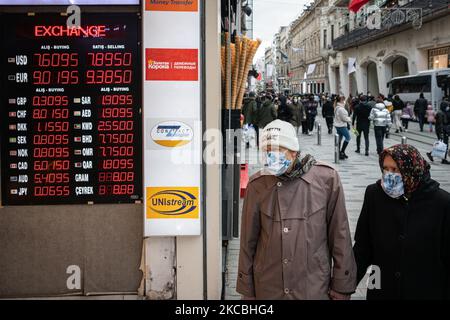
[147, 58, 170, 70]
[151, 121, 193, 147]
[147, 187, 199, 219]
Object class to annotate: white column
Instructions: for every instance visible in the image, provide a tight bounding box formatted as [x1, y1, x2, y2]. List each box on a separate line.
[204, 0, 222, 300]
[328, 62, 337, 95]
[355, 66, 365, 95]
[377, 60, 388, 96]
[339, 61, 349, 97]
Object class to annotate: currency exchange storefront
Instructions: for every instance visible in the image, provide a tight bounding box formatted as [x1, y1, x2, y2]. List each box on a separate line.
[0, 0, 222, 299]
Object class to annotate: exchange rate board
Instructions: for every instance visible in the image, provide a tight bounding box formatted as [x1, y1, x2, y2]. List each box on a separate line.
[0, 11, 142, 205]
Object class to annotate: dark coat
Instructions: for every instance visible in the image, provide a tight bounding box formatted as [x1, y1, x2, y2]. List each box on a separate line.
[436, 102, 450, 138]
[414, 98, 428, 115]
[353, 178, 450, 300]
[242, 98, 257, 125]
[237, 163, 357, 299]
[322, 101, 334, 118]
[305, 100, 318, 118]
[352, 102, 372, 128]
[393, 99, 405, 111]
[287, 102, 304, 127]
[258, 100, 277, 129]
[277, 103, 293, 123]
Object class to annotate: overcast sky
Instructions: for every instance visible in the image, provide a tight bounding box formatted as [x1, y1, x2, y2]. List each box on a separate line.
[253, 0, 311, 62]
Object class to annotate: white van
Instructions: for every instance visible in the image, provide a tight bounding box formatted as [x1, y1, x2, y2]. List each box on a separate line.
[388, 68, 450, 110]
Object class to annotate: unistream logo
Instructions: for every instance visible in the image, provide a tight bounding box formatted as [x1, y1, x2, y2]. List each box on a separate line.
[146, 187, 199, 219]
[151, 121, 193, 147]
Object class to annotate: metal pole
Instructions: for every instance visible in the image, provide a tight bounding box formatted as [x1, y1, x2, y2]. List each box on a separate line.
[317, 123, 322, 145]
[334, 134, 340, 164]
[401, 136, 407, 144]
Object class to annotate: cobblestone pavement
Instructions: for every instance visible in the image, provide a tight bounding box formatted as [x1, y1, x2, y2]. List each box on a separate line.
[224, 116, 450, 300]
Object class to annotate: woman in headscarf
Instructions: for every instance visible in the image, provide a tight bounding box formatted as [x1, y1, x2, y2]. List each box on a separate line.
[353, 144, 450, 300]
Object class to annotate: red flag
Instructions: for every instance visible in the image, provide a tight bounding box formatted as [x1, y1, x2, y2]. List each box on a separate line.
[349, 0, 369, 13]
[256, 73, 262, 81]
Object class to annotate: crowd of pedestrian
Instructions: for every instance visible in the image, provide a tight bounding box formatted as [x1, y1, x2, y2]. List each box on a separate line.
[241, 91, 450, 164]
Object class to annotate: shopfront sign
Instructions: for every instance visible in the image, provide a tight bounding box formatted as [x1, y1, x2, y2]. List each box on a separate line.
[143, 0, 201, 236]
[145, 0, 198, 12]
[0, 12, 142, 205]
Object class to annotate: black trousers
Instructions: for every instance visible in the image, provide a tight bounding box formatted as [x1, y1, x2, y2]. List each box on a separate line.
[418, 113, 425, 131]
[254, 125, 260, 147]
[325, 117, 334, 132]
[374, 126, 387, 154]
[301, 120, 308, 134]
[307, 115, 316, 132]
[356, 125, 370, 151]
[402, 119, 409, 129]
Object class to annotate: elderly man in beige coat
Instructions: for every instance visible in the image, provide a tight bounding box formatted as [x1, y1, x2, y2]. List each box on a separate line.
[236, 119, 357, 300]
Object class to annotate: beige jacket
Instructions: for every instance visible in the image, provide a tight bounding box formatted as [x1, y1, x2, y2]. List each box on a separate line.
[236, 162, 357, 300]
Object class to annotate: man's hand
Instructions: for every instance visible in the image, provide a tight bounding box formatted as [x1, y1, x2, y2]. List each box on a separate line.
[328, 289, 351, 300]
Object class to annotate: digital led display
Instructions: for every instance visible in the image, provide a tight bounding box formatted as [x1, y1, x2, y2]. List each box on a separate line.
[0, 11, 142, 205]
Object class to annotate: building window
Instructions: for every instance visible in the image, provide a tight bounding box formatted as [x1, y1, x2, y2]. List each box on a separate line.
[429, 47, 450, 70]
[323, 29, 327, 49]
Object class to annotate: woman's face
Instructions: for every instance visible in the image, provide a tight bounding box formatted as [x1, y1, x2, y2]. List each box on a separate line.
[382, 155, 401, 174]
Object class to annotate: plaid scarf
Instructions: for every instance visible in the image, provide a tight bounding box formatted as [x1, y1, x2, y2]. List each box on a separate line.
[279, 154, 317, 181]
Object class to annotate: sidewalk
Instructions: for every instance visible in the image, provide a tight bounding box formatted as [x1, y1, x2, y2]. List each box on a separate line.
[224, 116, 450, 300]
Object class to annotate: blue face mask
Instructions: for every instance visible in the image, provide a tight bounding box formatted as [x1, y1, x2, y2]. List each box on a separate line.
[265, 151, 292, 176]
[381, 172, 404, 198]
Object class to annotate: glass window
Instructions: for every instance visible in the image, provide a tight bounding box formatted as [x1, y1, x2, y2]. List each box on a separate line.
[429, 47, 450, 69]
[391, 75, 432, 94]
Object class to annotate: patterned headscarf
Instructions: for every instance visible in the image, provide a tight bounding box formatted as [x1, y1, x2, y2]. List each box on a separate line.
[379, 144, 431, 198]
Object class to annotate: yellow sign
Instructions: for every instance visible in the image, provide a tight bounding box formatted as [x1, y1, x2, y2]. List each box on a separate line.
[146, 187, 199, 219]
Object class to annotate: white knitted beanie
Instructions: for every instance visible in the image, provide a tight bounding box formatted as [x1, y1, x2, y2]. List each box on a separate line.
[261, 119, 300, 152]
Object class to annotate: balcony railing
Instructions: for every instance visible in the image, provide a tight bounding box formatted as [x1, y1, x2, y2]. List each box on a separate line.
[332, 0, 449, 51]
